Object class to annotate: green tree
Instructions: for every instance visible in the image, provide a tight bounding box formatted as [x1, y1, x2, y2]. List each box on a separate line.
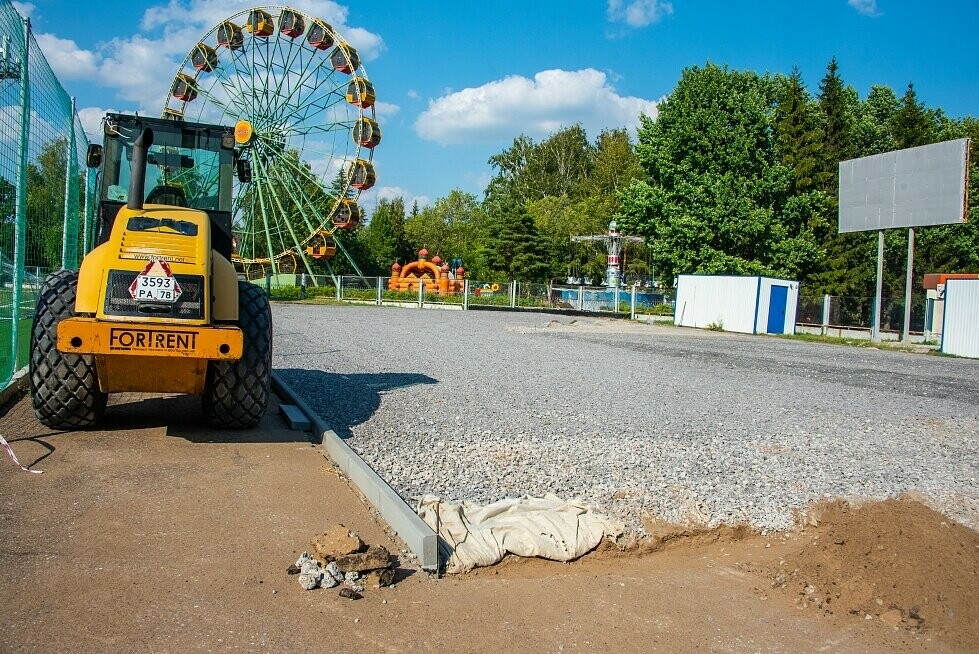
[485, 197, 549, 282]
[890, 83, 935, 149]
[617, 64, 822, 283]
[523, 124, 593, 200]
[361, 196, 409, 274]
[0, 176, 15, 260]
[25, 138, 71, 270]
[853, 85, 898, 156]
[817, 57, 855, 200]
[575, 128, 643, 198]
[773, 67, 825, 196]
[485, 135, 536, 206]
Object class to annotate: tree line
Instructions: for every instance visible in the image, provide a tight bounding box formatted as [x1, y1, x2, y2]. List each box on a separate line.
[346, 58, 978, 297]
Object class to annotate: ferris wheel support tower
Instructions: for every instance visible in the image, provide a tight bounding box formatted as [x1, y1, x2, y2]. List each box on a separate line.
[571, 221, 645, 287]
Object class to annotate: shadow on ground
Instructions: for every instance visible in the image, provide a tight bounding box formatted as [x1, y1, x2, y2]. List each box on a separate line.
[275, 369, 438, 439]
[0, 391, 312, 459]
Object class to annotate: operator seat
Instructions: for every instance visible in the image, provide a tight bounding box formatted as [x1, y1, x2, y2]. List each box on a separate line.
[145, 185, 189, 207]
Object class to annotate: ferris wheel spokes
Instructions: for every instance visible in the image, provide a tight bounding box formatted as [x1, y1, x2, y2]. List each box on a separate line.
[163, 5, 379, 278]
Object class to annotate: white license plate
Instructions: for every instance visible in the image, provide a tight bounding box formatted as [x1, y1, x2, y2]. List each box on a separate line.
[132, 275, 181, 302]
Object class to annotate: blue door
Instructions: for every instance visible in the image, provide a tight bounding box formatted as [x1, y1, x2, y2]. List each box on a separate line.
[767, 285, 788, 334]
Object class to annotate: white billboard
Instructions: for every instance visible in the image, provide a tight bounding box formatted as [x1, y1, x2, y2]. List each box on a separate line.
[838, 138, 970, 233]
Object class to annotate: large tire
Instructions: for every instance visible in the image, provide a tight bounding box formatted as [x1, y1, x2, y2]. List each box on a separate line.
[30, 269, 107, 429]
[202, 281, 272, 428]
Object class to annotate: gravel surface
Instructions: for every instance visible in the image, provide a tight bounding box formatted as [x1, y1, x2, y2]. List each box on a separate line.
[273, 303, 979, 534]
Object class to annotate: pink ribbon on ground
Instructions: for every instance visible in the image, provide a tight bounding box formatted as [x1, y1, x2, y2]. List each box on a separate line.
[0, 434, 43, 474]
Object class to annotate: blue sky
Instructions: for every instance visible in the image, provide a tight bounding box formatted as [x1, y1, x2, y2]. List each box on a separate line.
[12, 0, 979, 212]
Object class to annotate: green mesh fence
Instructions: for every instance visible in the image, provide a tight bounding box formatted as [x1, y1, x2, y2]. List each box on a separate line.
[1, 0, 91, 390]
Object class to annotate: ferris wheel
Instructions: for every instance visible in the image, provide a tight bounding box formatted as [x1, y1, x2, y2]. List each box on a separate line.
[162, 6, 380, 280]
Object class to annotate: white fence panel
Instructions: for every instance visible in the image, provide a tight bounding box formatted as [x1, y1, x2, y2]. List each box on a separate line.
[942, 279, 979, 359]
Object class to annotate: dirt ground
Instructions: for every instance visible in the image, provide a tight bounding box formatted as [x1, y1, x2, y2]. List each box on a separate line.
[1, 391, 976, 653]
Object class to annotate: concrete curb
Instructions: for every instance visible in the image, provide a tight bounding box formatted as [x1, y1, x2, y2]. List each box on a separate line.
[0, 368, 28, 410]
[271, 371, 439, 571]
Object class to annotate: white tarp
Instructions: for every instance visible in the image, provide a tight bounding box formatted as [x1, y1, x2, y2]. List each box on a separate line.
[417, 494, 622, 574]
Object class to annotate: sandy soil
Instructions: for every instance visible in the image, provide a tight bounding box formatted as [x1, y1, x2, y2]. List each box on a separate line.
[0, 391, 975, 653]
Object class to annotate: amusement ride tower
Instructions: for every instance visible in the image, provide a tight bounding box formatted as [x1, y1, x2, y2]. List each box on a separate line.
[571, 221, 645, 287]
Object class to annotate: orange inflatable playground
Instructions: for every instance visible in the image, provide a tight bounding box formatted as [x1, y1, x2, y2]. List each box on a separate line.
[388, 249, 465, 295]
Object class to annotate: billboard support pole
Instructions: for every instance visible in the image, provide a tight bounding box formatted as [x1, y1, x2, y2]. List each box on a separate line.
[902, 227, 915, 342]
[872, 230, 884, 342]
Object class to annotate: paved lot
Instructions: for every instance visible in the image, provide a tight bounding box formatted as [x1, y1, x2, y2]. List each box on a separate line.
[273, 304, 979, 532]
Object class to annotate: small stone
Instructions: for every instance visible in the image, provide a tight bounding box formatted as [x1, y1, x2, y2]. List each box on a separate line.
[298, 571, 321, 590]
[865, 614, 873, 620]
[325, 562, 344, 583]
[286, 564, 300, 575]
[344, 571, 361, 585]
[879, 609, 903, 627]
[320, 572, 339, 589]
[295, 552, 316, 569]
[363, 568, 396, 588]
[339, 588, 362, 600]
[334, 545, 392, 573]
[300, 559, 321, 577]
[310, 525, 365, 564]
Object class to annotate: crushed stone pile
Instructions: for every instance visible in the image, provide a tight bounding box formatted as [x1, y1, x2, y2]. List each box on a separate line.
[288, 524, 396, 597]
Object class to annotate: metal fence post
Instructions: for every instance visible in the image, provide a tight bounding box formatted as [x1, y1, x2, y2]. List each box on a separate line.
[463, 278, 469, 310]
[630, 284, 637, 320]
[822, 294, 830, 336]
[510, 281, 516, 308]
[577, 285, 584, 311]
[10, 17, 31, 375]
[376, 277, 383, 305]
[336, 276, 342, 301]
[83, 167, 93, 254]
[61, 95, 77, 269]
[417, 278, 424, 308]
[300, 272, 306, 300]
[614, 285, 620, 313]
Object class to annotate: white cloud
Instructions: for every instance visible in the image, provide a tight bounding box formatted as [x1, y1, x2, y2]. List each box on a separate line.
[11, 2, 34, 18]
[34, 34, 98, 80]
[606, 0, 673, 28]
[138, 1, 384, 59]
[77, 106, 118, 140]
[31, 2, 386, 115]
[406, 90, 419, 100]
[372, 101, 400, 119]
[371, 186, 432, 212]
[848, 0, 880, 16]
[414, 68, 658, 146]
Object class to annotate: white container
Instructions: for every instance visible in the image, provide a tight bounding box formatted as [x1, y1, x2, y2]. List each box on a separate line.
[674, 275, 799, 335]
[941, 279, 979, 358]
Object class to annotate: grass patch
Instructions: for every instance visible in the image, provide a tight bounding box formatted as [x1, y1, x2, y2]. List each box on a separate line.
[775, 332, 932, 353]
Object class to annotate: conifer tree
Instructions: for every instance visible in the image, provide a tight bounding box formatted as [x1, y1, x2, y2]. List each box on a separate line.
[890, 83, 935, 149]
[773, 67, 826, 196]
[817, 57, 854, 200]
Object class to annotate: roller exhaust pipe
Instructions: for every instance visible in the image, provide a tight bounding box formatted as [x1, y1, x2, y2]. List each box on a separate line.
[127, 127, 154, 211]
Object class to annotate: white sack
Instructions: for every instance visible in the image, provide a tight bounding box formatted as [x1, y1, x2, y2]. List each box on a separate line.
[417, 494, 622, 574]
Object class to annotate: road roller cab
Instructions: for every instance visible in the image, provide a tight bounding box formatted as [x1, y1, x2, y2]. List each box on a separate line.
[29, 113, 272, 429]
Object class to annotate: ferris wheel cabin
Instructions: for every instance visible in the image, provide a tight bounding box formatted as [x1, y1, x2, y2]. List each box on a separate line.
[216, 21, 243, 50]
[353, 117, 382, 148]
[330, 43, 360, 74]
[332, 199, 363, 229]
[279, 10, 306, 38]
[245, 9, 275, 37]
[307, 20, 335, 50]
